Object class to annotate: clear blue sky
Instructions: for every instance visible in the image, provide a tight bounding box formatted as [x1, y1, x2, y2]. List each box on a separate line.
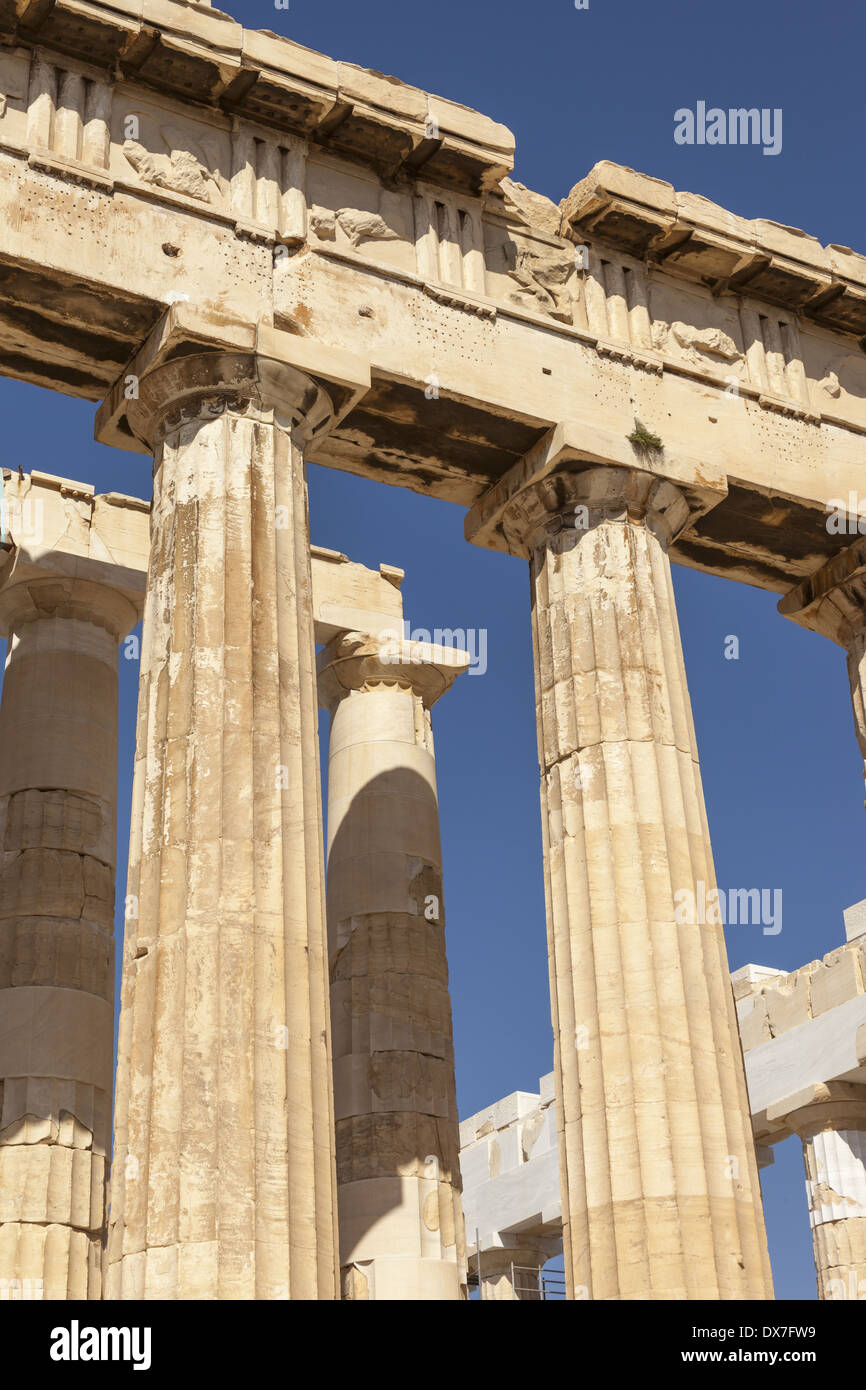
[5, 0, 864, 1300]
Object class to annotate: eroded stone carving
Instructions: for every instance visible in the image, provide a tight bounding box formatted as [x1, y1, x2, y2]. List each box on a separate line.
[122, 124, 226, 204]
[501, 178, 562, 238]
[503, 238, 574, 321]
[336, 207, 399, 248]
[496, 180, 576, 320]
[309, 206, 336, 241]
[654, 318, 741, 365]
[818, 356, 866, 402]
[820, 371, 842, 397]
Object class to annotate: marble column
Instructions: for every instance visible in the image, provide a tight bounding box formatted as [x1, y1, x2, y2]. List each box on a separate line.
[469, 463, 773, 1300]
[783, 1084, 866, 1301]
[318, 631, 468, 1300]
[778, 537, 866, 800]
[107, 352, 338, 1299]
[0, 571, 138, 1300]
[477, 1238, 561, 1300]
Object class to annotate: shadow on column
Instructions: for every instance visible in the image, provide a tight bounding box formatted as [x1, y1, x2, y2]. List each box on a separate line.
[326, 764, 467, 1301]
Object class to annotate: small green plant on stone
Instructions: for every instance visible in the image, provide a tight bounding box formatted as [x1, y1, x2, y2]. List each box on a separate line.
[627, 422, 664, 452]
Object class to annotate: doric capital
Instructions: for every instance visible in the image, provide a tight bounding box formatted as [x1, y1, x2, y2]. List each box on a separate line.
[775, 1081, 866, 1141]
[317, 630, 468, 711]
[0, 572, 140, 642]
[0, 472, 147, 641]
[499, 464, 691, 558]
[126, 351, 335, 450]
[778, 538, 866, 648]
[96, 303, 371, 457]
[464, 420, 726, 560]
[474, 1238, 563, 1300]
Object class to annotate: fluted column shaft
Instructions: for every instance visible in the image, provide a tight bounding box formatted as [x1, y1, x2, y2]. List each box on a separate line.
[805, 1128, 866, 1299]
[319, 633, 468, 1300]
[0, 575, 137, 1300]
[107, 353, 338, 1299]
[500, 465, 772, 1300]
[784, 1087, 866, 1300]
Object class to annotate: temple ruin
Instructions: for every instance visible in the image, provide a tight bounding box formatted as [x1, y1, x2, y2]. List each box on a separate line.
[0, 0, 865, 1300]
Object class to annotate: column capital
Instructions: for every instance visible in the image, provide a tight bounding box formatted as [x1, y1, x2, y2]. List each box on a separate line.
[778, 538, 866, 647]
[317, 630, 468, 711]
[476, 1236, 563, 1272]
[475, 1239, 562, 1300]
[0, 572, 139, 642]
[464, 420, 727, 560]
[0, 470, 148, 641]
[502, 464, 691, 558]
[775, 1081, 866, 1140]
[96, 302, 371, 456]
[126, 350, 335, 451]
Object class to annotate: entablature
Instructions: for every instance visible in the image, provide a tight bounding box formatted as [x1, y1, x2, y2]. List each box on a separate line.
[0, 4, 864, 597]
